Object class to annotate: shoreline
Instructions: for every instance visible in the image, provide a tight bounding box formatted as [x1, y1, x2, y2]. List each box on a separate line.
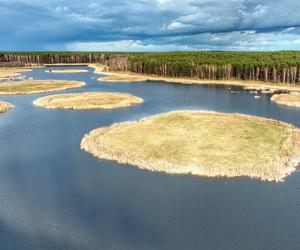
[81, 110, 300, 183]
[90, 64, 300, 93]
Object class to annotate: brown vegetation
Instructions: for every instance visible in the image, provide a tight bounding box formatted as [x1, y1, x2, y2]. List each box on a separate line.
[0, 80, 85, 95]
[0, 100, 14, 113]
[0, 67, 32, 80]
[81, 110, 300, 182]
[46, 69, 89, 73]
[33, 92, 143, 110]
[271, 93, 300, 108]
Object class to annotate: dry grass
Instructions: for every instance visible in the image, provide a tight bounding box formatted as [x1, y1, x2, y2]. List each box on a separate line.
[46, 69, 89, 73]
[33, 92, 143, 110]
[0, 67, 32, 80]
[99, 75, 149, 82]
[81, 110, 300, 182]
[0, 100, 14, 113]
[0, 80, 85, 95]
[43, 64, 88, 66]
[271, 93, 300, 108]
[90, 64, 300, 93]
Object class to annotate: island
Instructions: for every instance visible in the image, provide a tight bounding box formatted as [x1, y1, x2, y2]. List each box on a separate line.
[33, 92, 143, 109]
[0, 100, 14, 113]
[271, 93, 300, 108]
[0, 67, 32, 80]
[0, 80, 85, 95]
[81, 110, 300, 182]
[46, 69, 89, 73]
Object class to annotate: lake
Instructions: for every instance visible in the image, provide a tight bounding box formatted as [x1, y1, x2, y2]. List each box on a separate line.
[0, 66, 300, 250]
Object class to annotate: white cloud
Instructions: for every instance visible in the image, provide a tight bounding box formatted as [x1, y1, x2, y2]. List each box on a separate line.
[167, 21, 193, 30]
[66, 40, 194, 52]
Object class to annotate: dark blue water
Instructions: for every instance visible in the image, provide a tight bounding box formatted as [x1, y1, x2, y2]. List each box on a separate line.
[0, 66, 300, 250]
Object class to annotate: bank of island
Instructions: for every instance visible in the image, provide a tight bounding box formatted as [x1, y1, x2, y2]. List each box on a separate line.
[271, 93, 300, 108]
[33, 92, 143, 109]
[0, 80, 85, 95]
[46, 69, 89, 73]
[81, 110, 300, 182]
[0, 100, 14, 113]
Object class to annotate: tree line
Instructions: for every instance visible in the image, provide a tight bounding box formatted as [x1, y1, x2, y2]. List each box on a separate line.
[2, 51, 300, 84]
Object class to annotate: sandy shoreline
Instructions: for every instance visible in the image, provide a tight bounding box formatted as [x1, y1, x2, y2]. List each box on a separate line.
[81, 110, 300, 182]
[33, 92, 143, 110]
[0, 80, 86, 95]
[90, 64, 300, 93]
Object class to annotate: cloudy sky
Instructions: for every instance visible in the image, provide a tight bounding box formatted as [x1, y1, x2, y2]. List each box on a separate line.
[1, 0, 300, 51]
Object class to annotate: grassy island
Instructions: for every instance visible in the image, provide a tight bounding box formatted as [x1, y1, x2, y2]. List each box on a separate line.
[271, 93, 300, 108]
[0, 80, 85, 95]
[33, 92, 143, 110]
[46, 69, 89, 73]
[81, 110, 300, 182]
[0, 100, 14, 113]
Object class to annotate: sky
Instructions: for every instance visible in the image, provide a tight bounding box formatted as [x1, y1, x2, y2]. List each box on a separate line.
[1, 0, 300, 51]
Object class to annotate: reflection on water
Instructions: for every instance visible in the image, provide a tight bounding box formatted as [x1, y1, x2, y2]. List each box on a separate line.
[0, 66, 300, 249]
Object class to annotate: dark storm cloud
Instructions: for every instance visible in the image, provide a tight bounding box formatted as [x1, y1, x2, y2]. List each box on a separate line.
[1, 0, 300, 51]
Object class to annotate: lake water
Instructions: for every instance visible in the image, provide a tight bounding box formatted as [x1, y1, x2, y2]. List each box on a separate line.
[0, 66, 300, 250]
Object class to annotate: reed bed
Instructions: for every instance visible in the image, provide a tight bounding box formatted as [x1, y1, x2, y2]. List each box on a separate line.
[46, 69, 89, 73]
[0, 100, 14, 113]
[271, 93, 300, 108]
[0, 67, 32, 80]
[33, 92, 143, 109]
[0, 80, 85, 95]
[81, 110, 300, 182]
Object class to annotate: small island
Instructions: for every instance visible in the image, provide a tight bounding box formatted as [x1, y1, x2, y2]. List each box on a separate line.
[81, 110, 300, 182]
[33, 92, 143, 109]
[0, 100, 14, 113]
[271, 93, 300, 108]
[46, 69, 89, 73]
[0, 67, 32, 80]
[0, 80, 85, 95]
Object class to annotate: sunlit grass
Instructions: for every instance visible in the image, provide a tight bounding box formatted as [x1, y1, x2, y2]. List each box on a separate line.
[81, 110, 300, 182]
[0, 100, 14, 113]
[0, 80, 85, 95]
[0, 67, 32, 80]
[272, 93, 300, 108]
[33, 92, 143, 109]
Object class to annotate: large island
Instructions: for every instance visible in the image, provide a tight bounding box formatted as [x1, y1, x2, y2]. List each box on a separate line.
[81, 110, 300, 182]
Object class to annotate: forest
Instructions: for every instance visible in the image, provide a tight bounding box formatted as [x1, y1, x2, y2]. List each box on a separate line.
[2, 51, 300, 84]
